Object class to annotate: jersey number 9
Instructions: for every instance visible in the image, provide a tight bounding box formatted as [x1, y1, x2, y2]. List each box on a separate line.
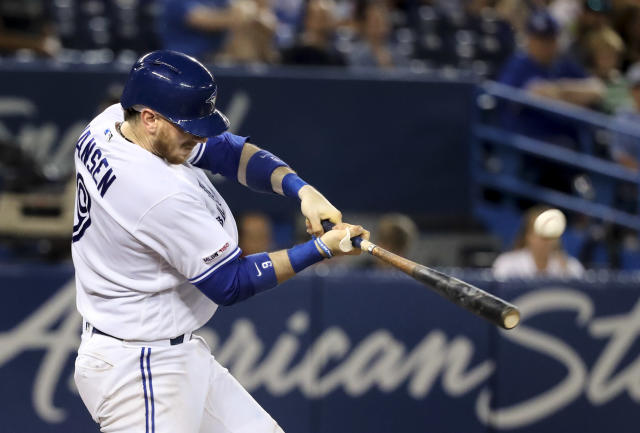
[72, 173, 92, 242]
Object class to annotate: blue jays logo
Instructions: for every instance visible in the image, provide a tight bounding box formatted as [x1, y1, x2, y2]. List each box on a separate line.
[206, 92, 217, 113]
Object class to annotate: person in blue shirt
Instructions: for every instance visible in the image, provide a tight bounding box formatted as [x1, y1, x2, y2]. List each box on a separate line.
[158, 0, 253, 60]
[498, 10, 604, 141]
[496, 11, 605, 200]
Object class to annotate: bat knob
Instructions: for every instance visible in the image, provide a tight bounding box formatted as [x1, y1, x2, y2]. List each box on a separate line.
[321, 220, 335, 233]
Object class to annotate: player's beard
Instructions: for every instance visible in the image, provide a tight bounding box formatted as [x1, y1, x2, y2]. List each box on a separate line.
[153, 128, 197, 165]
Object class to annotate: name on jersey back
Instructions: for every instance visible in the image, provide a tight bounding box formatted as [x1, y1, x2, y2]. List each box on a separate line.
[74, 127, 117, 197]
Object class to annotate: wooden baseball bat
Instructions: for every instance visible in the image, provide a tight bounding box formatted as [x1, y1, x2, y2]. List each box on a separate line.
[321, 220, 520, 330]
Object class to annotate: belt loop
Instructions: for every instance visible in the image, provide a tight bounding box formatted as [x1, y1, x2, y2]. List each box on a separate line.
[82, 319, 94, 336]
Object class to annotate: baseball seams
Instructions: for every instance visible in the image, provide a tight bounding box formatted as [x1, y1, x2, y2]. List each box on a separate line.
[533, 209, 567, 239]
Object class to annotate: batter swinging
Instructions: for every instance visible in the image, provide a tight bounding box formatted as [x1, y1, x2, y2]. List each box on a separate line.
[72, 50, 368, 433]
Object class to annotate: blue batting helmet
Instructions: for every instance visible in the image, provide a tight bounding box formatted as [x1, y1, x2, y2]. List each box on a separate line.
[120, 50, 229, 138]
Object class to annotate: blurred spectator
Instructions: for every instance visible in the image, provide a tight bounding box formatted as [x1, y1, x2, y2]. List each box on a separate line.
[377, 213, 417, 257]
[611, 62, 640, 171]
[346, 0, 408, 68]
[629, 62, 640, 114]
[361, 213, 417, 270]
[0, 0, 61, 57]
[272, 0, 307, 48]
[547, 0, 582, 50]
[495, 0, 550, 39]
[572, 0, 612, 60]
[281, 0, 346, 66]
[614, 4, 640, 70]
[499, 11, 603, 109]
[218, 0, 280, 64]
[502, 0, 610, 52]
[498, 10, 604, 142]
[238, 212, 274, 256]
[492, 206, 585, 278]
[584, 26, 634, 113]
[158, 0, 253, 61]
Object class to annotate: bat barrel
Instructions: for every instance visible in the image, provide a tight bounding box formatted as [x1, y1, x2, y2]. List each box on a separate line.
[412, 265, 520, 329]
[319, 219, 520, 330]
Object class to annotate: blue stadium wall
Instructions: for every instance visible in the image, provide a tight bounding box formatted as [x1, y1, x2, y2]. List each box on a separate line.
[0, 64, 475, 218]
[1, 264, 640, 433]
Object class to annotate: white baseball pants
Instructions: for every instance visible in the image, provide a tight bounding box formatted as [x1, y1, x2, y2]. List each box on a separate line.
[74, 330, 284, 433]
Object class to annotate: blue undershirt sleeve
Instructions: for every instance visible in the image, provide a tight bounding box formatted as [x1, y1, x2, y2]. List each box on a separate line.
[191, 132, 248, 178]
[194, 251, 277, 306]
[193, 239, 325, 306]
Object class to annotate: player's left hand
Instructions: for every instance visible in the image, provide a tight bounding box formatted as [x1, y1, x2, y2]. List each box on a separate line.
[298, 185, 342, 237]
[320, 222, 370, 256]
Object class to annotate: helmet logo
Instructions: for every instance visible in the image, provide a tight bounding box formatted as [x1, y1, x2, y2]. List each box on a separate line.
[206, 93, 217, 112]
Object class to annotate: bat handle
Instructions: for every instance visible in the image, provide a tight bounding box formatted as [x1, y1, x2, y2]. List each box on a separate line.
[321, 220, 363, 248]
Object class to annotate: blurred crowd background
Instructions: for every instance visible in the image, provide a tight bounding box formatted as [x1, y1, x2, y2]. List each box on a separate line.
[0, 0, 639, 274]
[1, 0, 638, 78]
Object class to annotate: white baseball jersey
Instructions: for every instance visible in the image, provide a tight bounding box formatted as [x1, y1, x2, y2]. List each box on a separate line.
[72, 103, 239, 340]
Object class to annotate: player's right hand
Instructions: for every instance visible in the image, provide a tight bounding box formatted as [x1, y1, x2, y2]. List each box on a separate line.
[299, 185, 342, 237]
[319, 223, 369, 257]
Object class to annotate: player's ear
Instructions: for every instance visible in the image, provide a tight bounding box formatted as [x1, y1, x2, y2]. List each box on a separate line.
[139, 109, 160, 134]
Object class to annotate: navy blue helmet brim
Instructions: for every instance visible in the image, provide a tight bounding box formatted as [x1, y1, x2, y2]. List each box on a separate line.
[173, 109, 230, 138]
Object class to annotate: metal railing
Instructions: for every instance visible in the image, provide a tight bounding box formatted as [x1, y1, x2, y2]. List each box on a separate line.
[471, 80, 640, 232]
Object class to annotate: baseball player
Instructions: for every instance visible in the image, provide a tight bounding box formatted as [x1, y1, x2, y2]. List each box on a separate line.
[72, 50, 368, 433]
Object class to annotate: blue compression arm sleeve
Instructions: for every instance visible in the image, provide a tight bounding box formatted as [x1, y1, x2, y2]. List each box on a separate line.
[191, 132, 247, 178]
[191, 132, 308, 197]
[194, 252, 277, 306]
[194, 240, 325, 306]
[243, 150, 309, 197]
[245, 149, 288, 193]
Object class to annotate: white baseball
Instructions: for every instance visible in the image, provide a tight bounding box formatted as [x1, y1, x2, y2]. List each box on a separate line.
[534, 209, 566, 238]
